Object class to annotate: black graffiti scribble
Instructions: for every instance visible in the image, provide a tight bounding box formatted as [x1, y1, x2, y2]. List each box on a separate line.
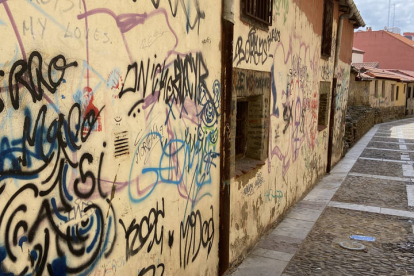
[234, 27, 281, 66]
[119, 199, 165, 261]
[168, 230, 174, 248]
[0, 51, 77, 112]
[119, 52, 219, 126]
[145, 0, 205, 33]
[138, 263, 165, 276]
[180, 206, 214, 268]
[283, 101, 293, 134]
[0, 52, 115, 276]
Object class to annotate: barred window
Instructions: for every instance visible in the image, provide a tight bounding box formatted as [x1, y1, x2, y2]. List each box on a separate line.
[321, 0, 334, 57]
[241, 0, 273, 26]
[318, 81, 330, 128]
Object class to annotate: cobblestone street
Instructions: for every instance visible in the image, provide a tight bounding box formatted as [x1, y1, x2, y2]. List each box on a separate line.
[232, 118, 414, 276]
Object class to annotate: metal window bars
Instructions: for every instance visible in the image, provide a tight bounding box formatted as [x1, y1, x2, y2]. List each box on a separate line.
[243, 0, 273, 26]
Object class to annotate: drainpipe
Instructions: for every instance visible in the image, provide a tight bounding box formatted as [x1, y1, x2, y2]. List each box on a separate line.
[327, 3, 354, 172]
[219, 0, 234, 274]
[223, 0, 234, 23]
[334, 6, 354, 75]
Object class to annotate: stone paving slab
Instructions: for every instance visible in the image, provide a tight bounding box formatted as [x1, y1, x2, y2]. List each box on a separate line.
[270, 218, 314, 239]
[331, 176, 414, 211]
[367, 141, 414, 150]
[350, 159, 404, 178]
[286, 207, 323, 222]
[295, 201, 327, 210]
[250, 248, 294, 262]
[370, 137, 414, 143]
[360, 148, 414, 161]
[256, 235, 303, 254]
[283, 207, 414, 276]
[232, 254, 289, 276]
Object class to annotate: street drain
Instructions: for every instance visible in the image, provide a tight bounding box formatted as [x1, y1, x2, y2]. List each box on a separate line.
[339, 241, 366, 251]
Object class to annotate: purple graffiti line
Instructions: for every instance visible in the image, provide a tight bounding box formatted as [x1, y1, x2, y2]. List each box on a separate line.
[77, 7, 179, 64]
[2, 1, 26, 60]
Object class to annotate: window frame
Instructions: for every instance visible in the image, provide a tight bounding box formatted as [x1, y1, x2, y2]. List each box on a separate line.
[321, 0, 334, 58]
[382, 81, 385, 98]
[396, 86, 399, 101]
[375, 80, 379, 97]
[236, 100, 248, 158]
[241, 0, 273, 28]
[318, 81, 331, 129]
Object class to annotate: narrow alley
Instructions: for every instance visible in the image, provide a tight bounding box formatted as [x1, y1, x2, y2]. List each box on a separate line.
[232, 117, 414, 276]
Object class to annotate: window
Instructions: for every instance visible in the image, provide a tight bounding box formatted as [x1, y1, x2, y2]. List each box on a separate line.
[391, 84, 395, 101]
[410, 87, 413, 99]
[396, 86, 399, 101]
[382, 81, 385, 97]
[321, 0, 334, 57]
[318, 81, 330, 127]
[233, 68, 270, 164]
[375, 81, 379, 97]
[241, 0, 273, 27]
[236, 101, 248, 156]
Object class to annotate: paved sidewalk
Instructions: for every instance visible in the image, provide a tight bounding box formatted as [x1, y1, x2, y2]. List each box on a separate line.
[232, 117, 414, 276]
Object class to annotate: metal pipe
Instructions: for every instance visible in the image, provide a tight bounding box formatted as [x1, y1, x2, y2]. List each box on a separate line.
[219, 0, 234, 274]
[334, 12, 353, 76]
[223, 0, 234, 23]
[346, 0, 365, 28]
[334, 0, 365, 74]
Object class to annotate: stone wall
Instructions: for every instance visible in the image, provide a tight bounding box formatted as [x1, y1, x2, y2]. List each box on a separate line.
[345, 105, 406, 151]
[345, 106, 377, 150]
[376, 106, 406, 122]
[348, 72, 371, 106]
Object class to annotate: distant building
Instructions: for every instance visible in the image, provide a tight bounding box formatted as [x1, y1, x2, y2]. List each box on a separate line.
[354, 30, 414, 71]
[389, 70, 414, 115]
[349, 67, 414, 117]
[387, 27, 401, 34]
[352, 47, 365, 63]
[352, 62, 379, 70]
[404, 32, 414, 41]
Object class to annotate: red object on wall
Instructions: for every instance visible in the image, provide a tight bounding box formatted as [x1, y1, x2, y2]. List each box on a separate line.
[353, 30, 414, 71]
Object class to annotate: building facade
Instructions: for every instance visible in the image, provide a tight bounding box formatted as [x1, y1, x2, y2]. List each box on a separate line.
[224, 0, 363, 269]
[0, 1, 222, 275]
[0, 0, 363, 275]
[349, 67, 411, 120]
[352, 47, 365, 63]
[354, 30, 414, 71]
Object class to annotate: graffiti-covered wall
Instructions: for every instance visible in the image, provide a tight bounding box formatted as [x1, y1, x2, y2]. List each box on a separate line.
[229, 0, 355, 263]
[0, 1, 221, 275]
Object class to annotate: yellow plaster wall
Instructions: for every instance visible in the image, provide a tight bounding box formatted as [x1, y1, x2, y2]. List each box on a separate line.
[229, 0, 351, 263]
[369, 80, 405, 108]
[395, 83, 406, 106]
[407, 83, 414, 115]
[0, 1, 221, 275]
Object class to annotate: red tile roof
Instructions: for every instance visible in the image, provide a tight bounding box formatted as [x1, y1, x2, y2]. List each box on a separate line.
[352, 62, 379, 69]
[352, 47, 365, 53]
[365, 68, 414, 82]
[386, 32, 414, 48]
[389, 69, 414, 78]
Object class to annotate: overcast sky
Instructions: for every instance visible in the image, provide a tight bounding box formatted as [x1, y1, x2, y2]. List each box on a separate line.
[354, 0, 414, 34]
